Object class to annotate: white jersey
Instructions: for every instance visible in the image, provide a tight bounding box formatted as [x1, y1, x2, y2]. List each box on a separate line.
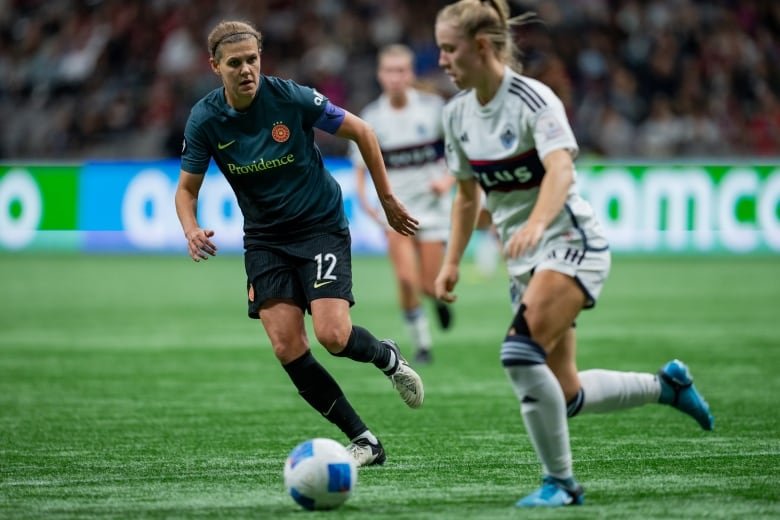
[442, 66, 608, 276]
[352, 88, 452, 239]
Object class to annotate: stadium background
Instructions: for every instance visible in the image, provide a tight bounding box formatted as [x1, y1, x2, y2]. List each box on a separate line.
[0, 0, 778, 254]
[1, 1, 779, 518]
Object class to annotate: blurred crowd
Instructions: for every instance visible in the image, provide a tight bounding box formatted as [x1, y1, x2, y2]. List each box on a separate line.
[0, 0, 778, 160]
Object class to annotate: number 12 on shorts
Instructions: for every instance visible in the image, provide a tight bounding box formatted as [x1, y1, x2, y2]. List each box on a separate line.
[314, 253, 338, 281]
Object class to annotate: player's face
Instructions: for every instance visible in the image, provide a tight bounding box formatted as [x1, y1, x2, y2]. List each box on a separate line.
[435, 20, 481, 90]
[211, 39, 261, 110]
[377, 54, 413, 98]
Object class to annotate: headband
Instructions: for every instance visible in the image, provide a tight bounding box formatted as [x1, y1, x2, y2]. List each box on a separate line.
[211, 31, 259, 56]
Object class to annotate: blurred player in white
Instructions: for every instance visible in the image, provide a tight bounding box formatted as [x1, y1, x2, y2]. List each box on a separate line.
[433, 0, 715, 508]
[353, 44, 455, 364]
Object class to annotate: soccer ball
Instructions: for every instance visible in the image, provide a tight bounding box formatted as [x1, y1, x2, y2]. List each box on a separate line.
[283, 438, 357, 510]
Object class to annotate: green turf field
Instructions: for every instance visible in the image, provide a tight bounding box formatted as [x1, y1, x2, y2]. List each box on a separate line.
[1, 253, 778, 519]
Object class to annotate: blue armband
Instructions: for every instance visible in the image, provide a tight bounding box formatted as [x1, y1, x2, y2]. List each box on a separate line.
[314, 101, 346, 134]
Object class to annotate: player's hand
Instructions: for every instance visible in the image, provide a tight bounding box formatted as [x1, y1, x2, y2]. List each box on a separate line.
[185, 228, 217, 262]
[435, 264, 459, 303]
[380, 194, 419, 236]
[505, 220, 545, 259]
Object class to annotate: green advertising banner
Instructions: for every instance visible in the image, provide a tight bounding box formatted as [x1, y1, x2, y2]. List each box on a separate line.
[576, 163, 780, 253]
[1, 161, 779, 253]
[0, 165, 80, 251]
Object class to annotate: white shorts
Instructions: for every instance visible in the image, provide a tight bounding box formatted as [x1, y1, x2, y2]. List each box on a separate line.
[509, 246, 611, 313]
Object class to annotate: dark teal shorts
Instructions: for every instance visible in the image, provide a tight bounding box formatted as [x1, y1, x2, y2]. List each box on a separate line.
[244, 229, 355, 318]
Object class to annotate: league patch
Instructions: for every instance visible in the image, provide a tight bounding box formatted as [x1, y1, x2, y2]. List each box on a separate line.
[537, 112, 566, 142]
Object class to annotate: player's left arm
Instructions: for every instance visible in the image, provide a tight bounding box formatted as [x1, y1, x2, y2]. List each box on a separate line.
[334, 111, 419, 236]
[505, 148, 573, 259]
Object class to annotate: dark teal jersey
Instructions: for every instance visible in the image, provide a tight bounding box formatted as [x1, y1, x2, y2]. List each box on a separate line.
[181, 75, 348, 246]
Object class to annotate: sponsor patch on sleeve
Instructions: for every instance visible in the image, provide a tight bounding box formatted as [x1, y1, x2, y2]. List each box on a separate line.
[537, 112, 566, 142]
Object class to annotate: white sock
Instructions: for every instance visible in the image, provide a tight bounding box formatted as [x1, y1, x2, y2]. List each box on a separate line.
[351, 430, 378, 444]
[404, 307, 432, 351]
[578, 369, 661, 414]
[381, 350, 397, 374]
[506, 364, 573, 480]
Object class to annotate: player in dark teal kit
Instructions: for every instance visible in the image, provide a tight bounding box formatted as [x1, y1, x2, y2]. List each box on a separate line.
[174, 20, 424, 467]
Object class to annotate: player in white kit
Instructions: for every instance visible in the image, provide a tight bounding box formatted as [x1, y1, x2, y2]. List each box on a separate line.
[353, 44, 455, 364]
[433, 0, 715, 507]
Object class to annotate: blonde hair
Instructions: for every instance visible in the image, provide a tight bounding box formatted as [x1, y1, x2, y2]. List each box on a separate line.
[207, 20, 262, 60]
[436, 0, 536, 73]
[378, 44, 415, 68]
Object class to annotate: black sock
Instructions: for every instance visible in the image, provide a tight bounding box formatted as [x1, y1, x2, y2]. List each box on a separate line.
[333, 326, 395, 373]
[282, 350, 367, 439]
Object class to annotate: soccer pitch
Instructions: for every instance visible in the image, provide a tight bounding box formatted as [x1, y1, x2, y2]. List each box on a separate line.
[1, 253, 778, 519]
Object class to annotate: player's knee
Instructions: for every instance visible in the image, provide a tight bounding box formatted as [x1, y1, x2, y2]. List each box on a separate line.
[313, 323, 350, 353]
[512, 302, 562, 348]
[501, 304, 546, 366]
[509, 303, 532, 337]
[272, 339, 309, 364]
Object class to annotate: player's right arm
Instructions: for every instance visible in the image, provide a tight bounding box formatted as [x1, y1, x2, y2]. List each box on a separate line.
[175, 169, 217, 262]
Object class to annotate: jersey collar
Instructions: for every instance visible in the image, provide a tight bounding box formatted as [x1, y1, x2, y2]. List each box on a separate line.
[221, 76, 264, 118]
[473, 66, 513, 117]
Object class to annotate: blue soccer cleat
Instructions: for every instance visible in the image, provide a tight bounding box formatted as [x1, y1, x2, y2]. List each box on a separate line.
[658, 359, 715, 431]
[515, 476, 584, 508]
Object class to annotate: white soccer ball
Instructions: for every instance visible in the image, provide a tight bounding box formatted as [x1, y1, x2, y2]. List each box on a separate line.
[283, 438, 357, 510]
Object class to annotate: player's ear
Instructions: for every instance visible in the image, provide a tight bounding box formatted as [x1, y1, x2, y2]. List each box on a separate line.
[209, 57, 220, 75]
[475, 35, 491, 60]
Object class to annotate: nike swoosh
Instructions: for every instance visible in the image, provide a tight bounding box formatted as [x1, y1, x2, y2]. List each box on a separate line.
[313, 280, 335, 289]
[217, 140, 235, 150]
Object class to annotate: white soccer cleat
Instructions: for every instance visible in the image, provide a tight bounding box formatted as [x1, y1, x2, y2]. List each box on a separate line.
[345, 437, 386, 467]
[382, 340, 424, 408]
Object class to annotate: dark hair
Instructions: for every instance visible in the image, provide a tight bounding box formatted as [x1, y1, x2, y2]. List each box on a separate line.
[207, 20, 262, 60]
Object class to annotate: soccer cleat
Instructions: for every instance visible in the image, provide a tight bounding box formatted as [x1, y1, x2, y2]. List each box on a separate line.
[345, 437, 386, 467]
[382, 339, 424, 408]
[516, 476, 585, 508]
[658, 359, 715, 431]
[414, 349, 432, 365]
[435, 301, 453, 330]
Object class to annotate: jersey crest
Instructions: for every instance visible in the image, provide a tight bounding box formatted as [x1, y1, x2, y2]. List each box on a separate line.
[500, 124, 517, 149]
[272, 122, 290, 143]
